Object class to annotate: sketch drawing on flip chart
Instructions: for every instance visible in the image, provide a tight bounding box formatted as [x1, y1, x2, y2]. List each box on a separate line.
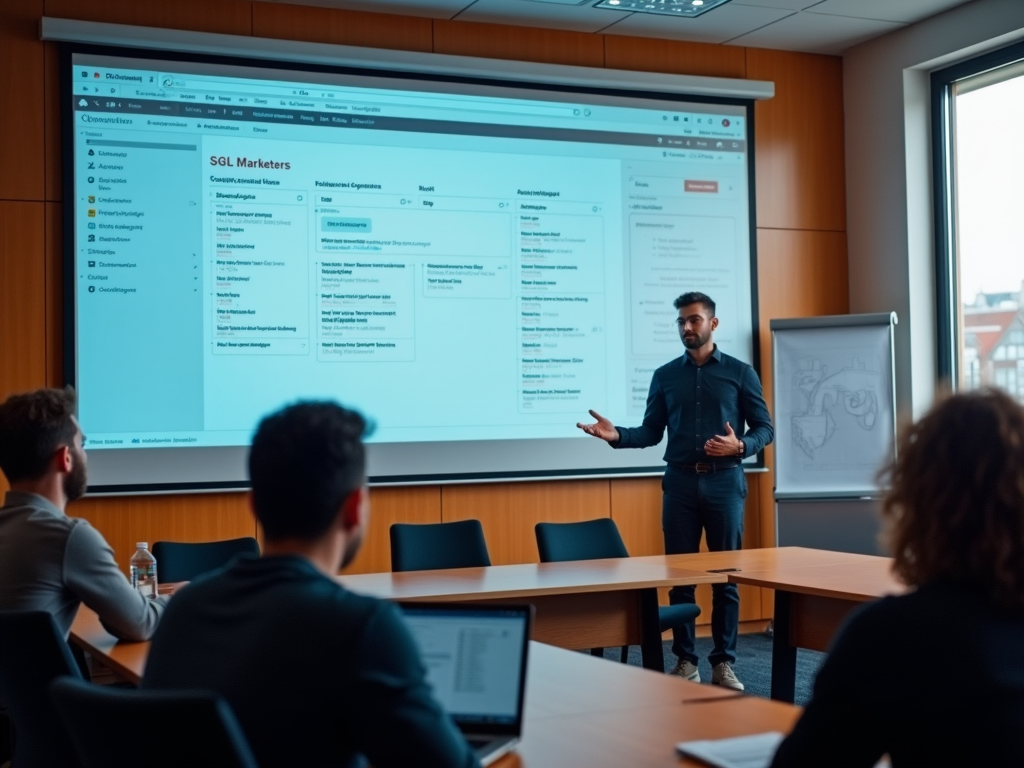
[773, 320, 896, 497]
[790, 358, 880, 459]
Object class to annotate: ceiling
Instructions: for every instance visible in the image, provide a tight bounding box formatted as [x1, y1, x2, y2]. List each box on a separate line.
[263, 0, 975, 56]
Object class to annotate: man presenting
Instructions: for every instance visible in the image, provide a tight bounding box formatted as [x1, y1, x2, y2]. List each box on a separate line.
[578, 292, 773, 690]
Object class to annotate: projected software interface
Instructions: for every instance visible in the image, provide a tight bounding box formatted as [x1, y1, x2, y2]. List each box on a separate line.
[71, 55, 751, 450]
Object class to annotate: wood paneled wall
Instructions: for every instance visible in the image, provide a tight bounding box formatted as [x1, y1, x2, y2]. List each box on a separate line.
[0, 0, 849, 623]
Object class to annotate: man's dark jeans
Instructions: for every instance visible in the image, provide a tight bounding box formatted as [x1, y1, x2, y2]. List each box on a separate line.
[662, 464, 746, 668]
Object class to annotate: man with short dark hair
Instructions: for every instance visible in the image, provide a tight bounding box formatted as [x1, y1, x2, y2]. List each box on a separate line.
[0, 387, 166, 640]
[143, 401, 478, 768]
[578, 292, 773, 690]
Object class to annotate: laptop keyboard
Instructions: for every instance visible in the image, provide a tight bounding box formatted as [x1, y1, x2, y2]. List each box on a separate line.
[467, 738, 492, 750]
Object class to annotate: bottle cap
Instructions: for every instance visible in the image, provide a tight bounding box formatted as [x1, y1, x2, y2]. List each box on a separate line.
[136, 542, 148, 549]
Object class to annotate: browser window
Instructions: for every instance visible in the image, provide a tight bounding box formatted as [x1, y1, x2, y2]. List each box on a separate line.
[69, 51, 754, 488]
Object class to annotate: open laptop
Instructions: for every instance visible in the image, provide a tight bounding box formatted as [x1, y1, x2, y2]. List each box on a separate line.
[399, 602, 532, 767]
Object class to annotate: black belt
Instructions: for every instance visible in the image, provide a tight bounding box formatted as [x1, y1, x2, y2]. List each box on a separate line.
[673, 462, 741, 474]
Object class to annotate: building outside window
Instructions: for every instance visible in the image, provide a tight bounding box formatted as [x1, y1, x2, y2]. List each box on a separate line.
[934, 44, 1024, 405]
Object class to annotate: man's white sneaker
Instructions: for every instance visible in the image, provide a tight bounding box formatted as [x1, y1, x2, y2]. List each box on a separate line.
[670, 660, 700, 683]
[711, 662, 744, 691]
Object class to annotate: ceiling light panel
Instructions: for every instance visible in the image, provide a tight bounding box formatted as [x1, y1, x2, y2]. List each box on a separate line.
[594, 0, 733, 16]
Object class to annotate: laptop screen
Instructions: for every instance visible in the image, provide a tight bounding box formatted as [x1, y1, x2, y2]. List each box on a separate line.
[400, 604, 530, 729]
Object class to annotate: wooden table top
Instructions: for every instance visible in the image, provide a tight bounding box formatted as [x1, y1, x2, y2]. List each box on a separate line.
[505, 644, 801, 768]
[523, 641, 739, 716]
[654, 546, 889, 574]
[508, 695, 800, 768]
[71, 547, 893, 684]
[730, 560, 904, 601]
[70, 607, 146, 686]
[69, 554, 734, 687]
[68, 607, 744, 700]
[70, 547, 895, 688]
[506, 642, 798, 768]
[708, 548, 904, 602]
[71, 607, 795, 768]
[609, 547, 904, 603]
[69, 612, 743, 706]
[337, 557, 725, 601]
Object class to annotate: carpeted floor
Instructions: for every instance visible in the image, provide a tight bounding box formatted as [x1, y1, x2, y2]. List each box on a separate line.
[608, 632, 826, 706]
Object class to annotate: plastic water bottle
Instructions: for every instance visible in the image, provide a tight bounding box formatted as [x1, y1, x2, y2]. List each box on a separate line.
[129, 542, 158, 599]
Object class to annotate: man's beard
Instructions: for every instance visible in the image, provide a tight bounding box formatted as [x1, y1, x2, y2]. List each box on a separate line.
[340, 528, 364, 570]
[682, 331, 710, 349]
[63, 447, 88, 503]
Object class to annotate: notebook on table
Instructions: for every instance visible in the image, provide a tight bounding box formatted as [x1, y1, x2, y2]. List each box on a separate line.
[400, 602, 533, 767]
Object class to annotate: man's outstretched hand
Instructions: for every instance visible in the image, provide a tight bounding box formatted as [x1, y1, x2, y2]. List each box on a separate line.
[576, 410, 620, 443]
[705, 422, 744, 457]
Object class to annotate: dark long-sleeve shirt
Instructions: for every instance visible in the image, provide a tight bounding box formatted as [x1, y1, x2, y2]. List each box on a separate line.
[613, 346, 774, 465]
[0, 491, 166, 640]
[771, 582, 1024, 768]
[144, 554, 479, 768]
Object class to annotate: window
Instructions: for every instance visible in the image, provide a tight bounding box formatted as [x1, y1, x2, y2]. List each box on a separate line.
[933, 42, 1024, 405]
[994, 367, 1019, 396]
[963, 346, 980, 389]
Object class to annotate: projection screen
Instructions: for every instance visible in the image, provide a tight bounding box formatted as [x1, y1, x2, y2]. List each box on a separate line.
[64, 46, 760, 492]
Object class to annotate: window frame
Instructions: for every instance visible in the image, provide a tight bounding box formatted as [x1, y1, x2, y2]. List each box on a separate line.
[931, 39, 1024, 388]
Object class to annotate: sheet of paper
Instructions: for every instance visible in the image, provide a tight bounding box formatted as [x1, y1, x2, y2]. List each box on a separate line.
[677, 733, 892, 768]
[676, 732, 784, 768]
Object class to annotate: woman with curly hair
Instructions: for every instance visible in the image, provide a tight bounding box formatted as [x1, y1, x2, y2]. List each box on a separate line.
[771, 388, 1024, 768]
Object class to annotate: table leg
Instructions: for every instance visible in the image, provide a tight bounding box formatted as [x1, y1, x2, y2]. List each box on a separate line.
[639, 588, 664, 672]
[771, 590, 797, 703]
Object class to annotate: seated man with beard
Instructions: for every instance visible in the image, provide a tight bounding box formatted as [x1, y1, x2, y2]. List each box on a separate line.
[0, 387, 166, 640]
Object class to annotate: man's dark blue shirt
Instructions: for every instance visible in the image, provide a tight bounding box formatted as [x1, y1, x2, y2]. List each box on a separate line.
[613, 346, 774, 465]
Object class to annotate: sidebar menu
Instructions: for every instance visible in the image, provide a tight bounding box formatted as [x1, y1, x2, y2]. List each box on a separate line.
[76, 128, 204, 439]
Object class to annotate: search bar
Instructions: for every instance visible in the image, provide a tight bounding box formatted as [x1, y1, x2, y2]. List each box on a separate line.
[347, 95, 579, 119]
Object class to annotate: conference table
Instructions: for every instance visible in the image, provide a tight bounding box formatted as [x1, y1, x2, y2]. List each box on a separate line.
[71, 546, 900, 704]
[338, 547, 903, 702]
[337, 558, 726, 671]
[513, 642, 801, 768]
[721, 548, 903, 702]
[70, 607, 801, 768]
[649, 547, 902, 702]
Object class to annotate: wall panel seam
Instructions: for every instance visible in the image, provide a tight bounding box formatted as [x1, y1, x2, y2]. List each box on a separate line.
[0, 196, 46, 203]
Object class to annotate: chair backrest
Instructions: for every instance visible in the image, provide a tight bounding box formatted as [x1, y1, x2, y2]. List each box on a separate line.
[151, 537, 260, 583]
[390, 520, 491, 572]
[0, 610, 83, 768]
[50, 678, 259, 768]
[535, 518, 630, 563]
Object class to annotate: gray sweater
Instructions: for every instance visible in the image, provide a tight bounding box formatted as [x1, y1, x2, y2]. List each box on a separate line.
[0, 491, 165, 640]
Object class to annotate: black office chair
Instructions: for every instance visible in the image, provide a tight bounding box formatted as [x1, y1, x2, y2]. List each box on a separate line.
[152, 537, 260, 583]
[535, 518, 701, 663]
[50, 678, 259, 768]
[390, 520, 492, 572]
[0, 610, 83, 768]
